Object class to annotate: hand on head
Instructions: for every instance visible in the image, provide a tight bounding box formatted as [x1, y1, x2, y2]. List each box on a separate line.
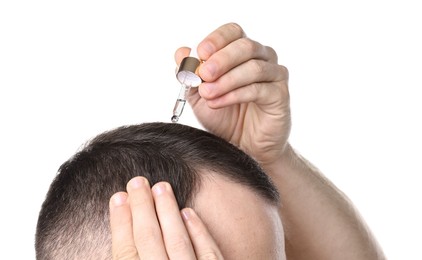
[109, 176, 224, 260]
[110, 22, 291, 259]
[37, 22, 385, 260]
[175, 22, 291, 168]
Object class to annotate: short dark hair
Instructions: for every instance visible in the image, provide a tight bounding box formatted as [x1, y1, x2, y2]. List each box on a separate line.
[35, 122, 279, 259]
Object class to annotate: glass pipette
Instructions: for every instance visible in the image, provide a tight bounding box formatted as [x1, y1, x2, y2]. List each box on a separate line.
[171, 83, 192, 123]
[171, 53, 202, 123]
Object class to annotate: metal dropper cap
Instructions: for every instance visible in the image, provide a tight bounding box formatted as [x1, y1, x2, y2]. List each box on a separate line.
[176, 54, 202, 86]
[171, 47, 202, 123]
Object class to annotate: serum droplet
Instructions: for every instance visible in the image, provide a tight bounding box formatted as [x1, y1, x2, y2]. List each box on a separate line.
[171, 115, 179, 123]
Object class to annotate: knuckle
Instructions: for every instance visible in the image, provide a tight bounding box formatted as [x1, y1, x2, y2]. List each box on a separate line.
[198, 251, 220, 260]
[113, 245, 138, 260]
[276, 65, 290, 94]
[166, 236, 191, 253]
[190, 227, 208, 240]
[133, 227, 161, 247]
[249, 83, 261, 100]
[266, 46, 278, 61]
[239, 37, 260, 54]
[278, 64, 289, 79]
[227, 22, 244, 36]
[250, 59, 266, 75]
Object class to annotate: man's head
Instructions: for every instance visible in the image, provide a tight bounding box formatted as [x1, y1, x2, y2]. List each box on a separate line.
[36, 122, 285, 259]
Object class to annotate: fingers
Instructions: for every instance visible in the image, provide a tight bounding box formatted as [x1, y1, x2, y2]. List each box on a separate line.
[175, 46, 191, 66]
[198, 38, 276, 82]
[152, 182, 196, 259]
[197, 22, 277, 82]
[199, 61, 288, 108]
[197, 22, 246, 60]
[174, 23, 246, 63]
[110, 192, 139, 260]
[174, 22, 286, 109]
[174, 22, 277, 81]
[182, 208, 224, 260]
[110, 177, 203, 260]
[126, 177, 168, 259]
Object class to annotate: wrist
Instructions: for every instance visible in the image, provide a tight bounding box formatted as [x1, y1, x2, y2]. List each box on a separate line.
[262, 143, 320, 180]
[260, 142, 294, 177]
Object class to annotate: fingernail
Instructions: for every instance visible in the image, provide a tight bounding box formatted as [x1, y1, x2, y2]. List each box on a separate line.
[181, 208, 193, 221]
[129, 176, 148, 189]
[152, 182, 168, 196]
[201, 61, 216, 79]
[111, 192, 127, 206]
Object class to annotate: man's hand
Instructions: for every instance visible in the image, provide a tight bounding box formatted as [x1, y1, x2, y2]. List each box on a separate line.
[109, 176, 223, 260]
[175, 22, 290, 168]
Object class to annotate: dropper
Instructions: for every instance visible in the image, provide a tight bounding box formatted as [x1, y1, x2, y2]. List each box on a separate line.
[171, 47, 202, 123]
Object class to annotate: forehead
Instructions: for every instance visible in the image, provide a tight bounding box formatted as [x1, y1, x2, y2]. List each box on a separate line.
[192, 172, 286, 259]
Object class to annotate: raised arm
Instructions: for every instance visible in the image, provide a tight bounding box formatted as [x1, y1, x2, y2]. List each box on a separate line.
[177, 22, 385, 260]
[267, 143, 385, 259]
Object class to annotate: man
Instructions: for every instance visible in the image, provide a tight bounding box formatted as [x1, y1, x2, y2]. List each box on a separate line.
[36, 122, 285, 259]
[36, 23, 385, 259]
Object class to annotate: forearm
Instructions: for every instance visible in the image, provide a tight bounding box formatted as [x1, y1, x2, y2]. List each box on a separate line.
[265, 143, 385, 260]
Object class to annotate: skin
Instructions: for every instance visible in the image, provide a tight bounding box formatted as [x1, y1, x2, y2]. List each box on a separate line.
[192, 172, 285, 259]
[110, 174, 286, 260]
[110, 176, 223, 260]
[111, 22, 386, 259]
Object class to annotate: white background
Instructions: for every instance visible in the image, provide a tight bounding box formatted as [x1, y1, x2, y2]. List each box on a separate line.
[1, 1, 421, 259]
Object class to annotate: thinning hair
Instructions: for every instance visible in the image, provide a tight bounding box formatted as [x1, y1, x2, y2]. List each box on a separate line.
[35, 122, 279, 259]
